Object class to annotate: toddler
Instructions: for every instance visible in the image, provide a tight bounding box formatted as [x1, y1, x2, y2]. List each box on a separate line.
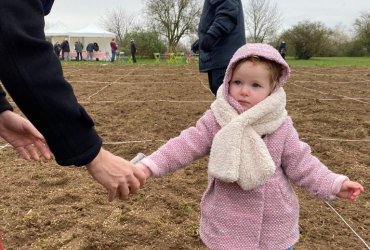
[135, 43, 364, 249]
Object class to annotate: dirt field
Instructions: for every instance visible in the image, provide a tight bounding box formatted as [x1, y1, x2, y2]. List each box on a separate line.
[0, 62, 369, 250]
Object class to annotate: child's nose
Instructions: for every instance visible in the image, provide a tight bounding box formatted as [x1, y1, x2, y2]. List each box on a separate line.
[240, 85, 250, 95]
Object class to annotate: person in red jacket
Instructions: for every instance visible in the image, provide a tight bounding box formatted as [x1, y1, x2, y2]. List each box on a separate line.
[110, 38, 118, 62]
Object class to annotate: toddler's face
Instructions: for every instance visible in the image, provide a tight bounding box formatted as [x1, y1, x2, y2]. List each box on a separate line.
[229, 61, 272, 110]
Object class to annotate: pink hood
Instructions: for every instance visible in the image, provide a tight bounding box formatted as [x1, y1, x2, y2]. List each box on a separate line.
[221, 43, 291, 112]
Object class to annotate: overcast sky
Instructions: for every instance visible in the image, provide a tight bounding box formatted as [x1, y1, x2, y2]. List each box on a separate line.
[45, 0, 370, 34]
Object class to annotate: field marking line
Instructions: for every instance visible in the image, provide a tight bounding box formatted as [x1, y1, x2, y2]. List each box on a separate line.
[63, 68, 83, 75]
[294, 79, 370, 84]
[0, 143, 10, 149]
[78, 98, 368, 104]
[184, 67, 214, 95]
[293, 70, 370, 77]
[325, 201, 370, 249]
[102, 137, 370, 146]
[103, 140, 167, 145]
[86, 66, 140, 100]
[318, 138, 370, 142]
[70, 80, 203, 85]
[67, 72, 197, 77]
[79, 99, 212, 104]
[288, 98, 370, 102]
[290, 83, 369, 104]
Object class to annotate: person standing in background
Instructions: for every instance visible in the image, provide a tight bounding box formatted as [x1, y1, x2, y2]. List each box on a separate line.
[53, 41, 62, 58]
[110, 38, 118, 62]
[0, 0, 146, 202]
[60, 38, 70, 61]
[130, 39, 137, 63]
[278, 40, 287, 59]
[86, 42, 94, 61]
[93, 42, 99, 52]
[75, 39, 84, 61]
[195, 0, 246, 96]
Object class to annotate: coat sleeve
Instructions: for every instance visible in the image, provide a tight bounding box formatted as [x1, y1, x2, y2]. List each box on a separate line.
[0, 85, 13, 113]
[0, 0, 102, 166]
[141, 110, 219, 176]
[207, 0, 240, 38]
[281, 118, 348, 200]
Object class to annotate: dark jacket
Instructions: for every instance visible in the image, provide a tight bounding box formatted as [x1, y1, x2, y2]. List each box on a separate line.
[53, 42, 61, 54]
[0, 85, 13, 113]
[41, 0, 54, 15]
[61, 40, 70, 52]
[74, 41, 83, 52]
[198, 0, 246, 72]
[86, 43, 94, 52]
[0, 0, 102, 166]
[130, 41, 136, 54]
[93, 42, 99, 52]
[279, 42, 287, 53]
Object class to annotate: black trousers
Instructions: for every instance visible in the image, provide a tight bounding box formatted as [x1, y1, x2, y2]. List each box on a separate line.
[207, 67, 226, 95]
[132, 52, 137, 63]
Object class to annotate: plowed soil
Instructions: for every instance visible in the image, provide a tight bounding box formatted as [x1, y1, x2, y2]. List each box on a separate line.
[1, 63, 369, 249]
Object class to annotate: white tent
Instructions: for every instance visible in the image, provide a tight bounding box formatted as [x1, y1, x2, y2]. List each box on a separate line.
[69, 24, 115, 55]
[69, 23, 116, 38]
[45, 23, 116, 60]
[45, 21, 69, 44]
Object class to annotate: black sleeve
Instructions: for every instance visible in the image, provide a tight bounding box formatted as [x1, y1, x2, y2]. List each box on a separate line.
[41, 0, 55, 15]
[0, 0, 102, 166]
[0, 85, 13, 113]
[208, 0, 239, 38]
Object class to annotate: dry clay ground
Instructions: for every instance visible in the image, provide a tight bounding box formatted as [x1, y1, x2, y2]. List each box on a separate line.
[0, 62, 369, 250]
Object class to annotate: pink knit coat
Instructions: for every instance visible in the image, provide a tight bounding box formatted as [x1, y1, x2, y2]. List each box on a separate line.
[141, 43, 347, 249]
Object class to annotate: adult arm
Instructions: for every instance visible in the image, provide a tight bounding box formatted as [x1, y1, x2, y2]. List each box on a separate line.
[207, 0, 240, 39]
[0, 0, 145, 201]
[0, 0, 100, 166]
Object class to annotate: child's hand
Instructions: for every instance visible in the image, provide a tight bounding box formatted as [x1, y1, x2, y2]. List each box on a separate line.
[336, 180, 364, 201]
[136, 162, 152, 179]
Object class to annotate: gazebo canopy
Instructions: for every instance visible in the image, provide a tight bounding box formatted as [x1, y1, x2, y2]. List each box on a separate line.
[45, 21, 69, 36]
[69, 24, 115, 38]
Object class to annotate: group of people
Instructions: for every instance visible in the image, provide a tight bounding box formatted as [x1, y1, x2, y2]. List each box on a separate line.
[0, 0, 365, 249]
[53, 39, 99, 61]
[53, 38, 70, 60]
[109, 38, 137, 63]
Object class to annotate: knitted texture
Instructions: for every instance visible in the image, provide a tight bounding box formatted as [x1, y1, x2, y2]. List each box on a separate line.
[141, 43, 347, 249]
[209, 87, 287, 190]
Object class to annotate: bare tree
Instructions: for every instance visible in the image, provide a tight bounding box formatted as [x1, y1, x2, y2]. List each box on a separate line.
[144, 0, 201, 52]
[354, 11, 370, 54]
[100, 8, 137, 45]
[244, 0, 283, 43]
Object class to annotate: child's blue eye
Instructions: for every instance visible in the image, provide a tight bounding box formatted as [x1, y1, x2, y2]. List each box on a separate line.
[233, 80, 242, 85]
[252, 83, 261, 88]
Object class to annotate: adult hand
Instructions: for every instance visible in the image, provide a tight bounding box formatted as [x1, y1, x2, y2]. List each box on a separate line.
[336, 180, 364, 201]
[86, 148, 146, 202]
[200, 34, 215, 52]
[0, 110, 51, 161]
[191, 39, 199, 53]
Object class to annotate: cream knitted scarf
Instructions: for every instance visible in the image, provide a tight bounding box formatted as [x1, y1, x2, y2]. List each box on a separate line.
[208, 87, 287, 191]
